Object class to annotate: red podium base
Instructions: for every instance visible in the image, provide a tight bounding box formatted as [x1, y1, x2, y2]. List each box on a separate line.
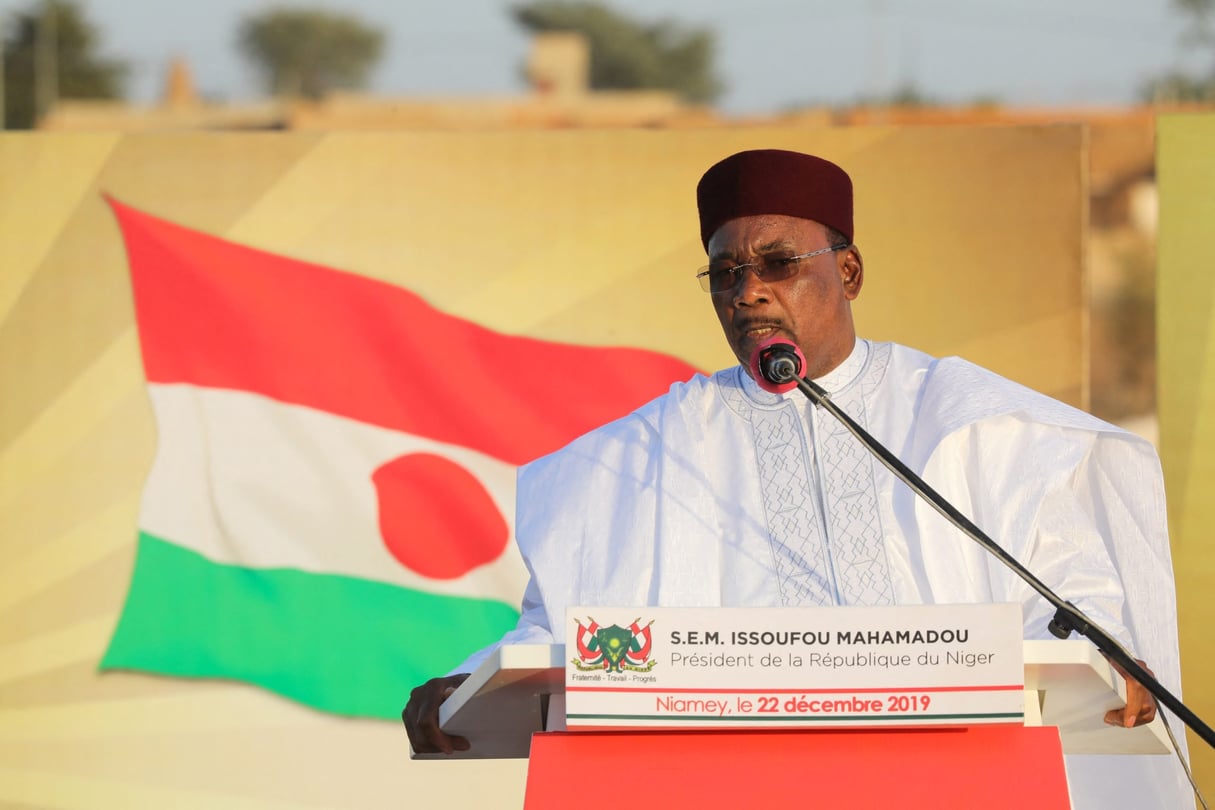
[525, 725, 1070, 809]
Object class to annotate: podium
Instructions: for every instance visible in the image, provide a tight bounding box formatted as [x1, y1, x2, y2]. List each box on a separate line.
[419, 641, 1172, 809]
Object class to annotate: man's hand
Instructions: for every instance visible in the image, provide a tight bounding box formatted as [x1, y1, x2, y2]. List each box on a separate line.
[1104, 657, 1158, 729]
[402, 673, 471, 754]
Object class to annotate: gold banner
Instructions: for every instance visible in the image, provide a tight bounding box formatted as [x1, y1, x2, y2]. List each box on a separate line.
[0, 126, 1085, 808]
[1157, 112, 1215, 796]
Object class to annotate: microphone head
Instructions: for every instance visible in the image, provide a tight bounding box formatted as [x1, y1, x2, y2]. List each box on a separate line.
[748, 337, 805, 394]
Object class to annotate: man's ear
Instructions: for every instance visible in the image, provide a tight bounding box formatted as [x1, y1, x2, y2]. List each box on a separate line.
[840, 246, 863, 299]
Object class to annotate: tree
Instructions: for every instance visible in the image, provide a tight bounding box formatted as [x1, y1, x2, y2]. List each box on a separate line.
[1141, 71, 1215, 103]
[1141, 0, 1215, 100]
[1, 0, 126, 129]
[1175, 0, 1214, 26]
[511, 1, 722, 104]
[237, 8, 385, 100]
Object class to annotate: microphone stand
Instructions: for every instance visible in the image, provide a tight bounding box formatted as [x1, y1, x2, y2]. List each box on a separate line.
[790, 373, 1215, 750]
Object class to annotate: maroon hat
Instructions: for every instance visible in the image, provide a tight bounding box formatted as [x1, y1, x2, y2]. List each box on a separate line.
[696, 149, 853, 249]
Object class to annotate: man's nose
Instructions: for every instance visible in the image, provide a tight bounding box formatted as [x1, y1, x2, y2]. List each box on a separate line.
[732, 265, 772, 306]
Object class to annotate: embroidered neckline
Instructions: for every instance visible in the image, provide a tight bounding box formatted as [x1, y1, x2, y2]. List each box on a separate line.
[729, 338, 872, 410]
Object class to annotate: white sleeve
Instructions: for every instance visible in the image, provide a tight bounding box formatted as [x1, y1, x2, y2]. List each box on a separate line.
[446, 573, 554, 675]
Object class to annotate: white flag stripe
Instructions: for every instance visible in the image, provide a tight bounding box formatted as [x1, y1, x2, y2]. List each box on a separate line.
[140, 384, 529, 603]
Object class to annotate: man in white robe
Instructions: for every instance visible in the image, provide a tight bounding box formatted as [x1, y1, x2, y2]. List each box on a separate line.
[404, 149, 1191, 808]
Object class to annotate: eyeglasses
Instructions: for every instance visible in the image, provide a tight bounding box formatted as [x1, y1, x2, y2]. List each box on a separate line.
[695, 244, 850, 294]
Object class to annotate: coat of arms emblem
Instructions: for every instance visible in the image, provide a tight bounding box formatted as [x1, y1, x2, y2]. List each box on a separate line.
[572, 618, 656, 672]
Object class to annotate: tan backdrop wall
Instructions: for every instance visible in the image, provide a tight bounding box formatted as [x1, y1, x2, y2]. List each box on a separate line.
[1157, 112, 1215, 798]
[1, 126, 1091, 809]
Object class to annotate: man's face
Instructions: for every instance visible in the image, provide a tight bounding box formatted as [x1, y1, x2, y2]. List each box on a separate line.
[707, 214, 862, 380]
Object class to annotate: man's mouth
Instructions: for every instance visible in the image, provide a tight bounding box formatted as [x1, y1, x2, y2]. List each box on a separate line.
[735, 320, 783, 340]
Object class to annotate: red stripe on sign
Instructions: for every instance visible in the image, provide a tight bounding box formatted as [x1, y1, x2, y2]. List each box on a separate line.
[565, 684, 1027, 694]
[110, 198, 702, 465]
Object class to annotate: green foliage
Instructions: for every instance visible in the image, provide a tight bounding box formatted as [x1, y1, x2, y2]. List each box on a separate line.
[1141, 1, 1215, 102]
[237, 7, 385, 100]
[1176, 0, 1215, 46]
[1175, 0, 1213, 15]
[511, 0, 722, 103]
[1141, 71, 1215, 102]
[2, 0, 127, 129]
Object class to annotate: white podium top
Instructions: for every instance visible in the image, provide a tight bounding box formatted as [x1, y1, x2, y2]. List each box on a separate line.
[418, 644, 566, 760]
[414, 640, 1172, 760]
[1023, 640, 1170, 755]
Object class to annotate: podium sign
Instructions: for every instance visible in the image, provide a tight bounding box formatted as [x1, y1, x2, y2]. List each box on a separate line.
[564, 603, 1024, 730]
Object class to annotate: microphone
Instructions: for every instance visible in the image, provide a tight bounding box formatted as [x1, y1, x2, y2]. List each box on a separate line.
[749, 337, 806, 393]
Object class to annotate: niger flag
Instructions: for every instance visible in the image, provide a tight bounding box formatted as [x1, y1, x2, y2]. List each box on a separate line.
[100, 199, 700, 720]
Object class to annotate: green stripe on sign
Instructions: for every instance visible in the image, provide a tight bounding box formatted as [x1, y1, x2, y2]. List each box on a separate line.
[101, 532, 520, 719]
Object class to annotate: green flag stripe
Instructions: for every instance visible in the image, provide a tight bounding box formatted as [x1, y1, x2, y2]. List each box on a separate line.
[101, 532, 520, 719]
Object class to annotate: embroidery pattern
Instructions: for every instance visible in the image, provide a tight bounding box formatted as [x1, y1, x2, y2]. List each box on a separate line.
[721, 342, 895, 606]
[751, 402, 836, 606]
[818, 343, 894, 606]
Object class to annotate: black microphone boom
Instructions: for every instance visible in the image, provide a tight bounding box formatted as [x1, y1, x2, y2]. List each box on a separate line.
[787, 371, 1215, 751]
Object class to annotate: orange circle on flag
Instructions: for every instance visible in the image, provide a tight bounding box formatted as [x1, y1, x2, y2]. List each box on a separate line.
[372, 453, 509, 580]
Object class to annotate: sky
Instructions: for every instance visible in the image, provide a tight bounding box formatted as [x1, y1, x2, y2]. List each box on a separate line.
[0, 0, 1208, 116]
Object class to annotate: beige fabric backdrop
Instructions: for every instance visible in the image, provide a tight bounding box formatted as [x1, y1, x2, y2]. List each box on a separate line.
[1157, 112, 1215, 801]
[0, 126, 1090, 808]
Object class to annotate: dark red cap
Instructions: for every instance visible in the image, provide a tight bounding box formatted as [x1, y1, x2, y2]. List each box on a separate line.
[696, 149, 853, 250]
